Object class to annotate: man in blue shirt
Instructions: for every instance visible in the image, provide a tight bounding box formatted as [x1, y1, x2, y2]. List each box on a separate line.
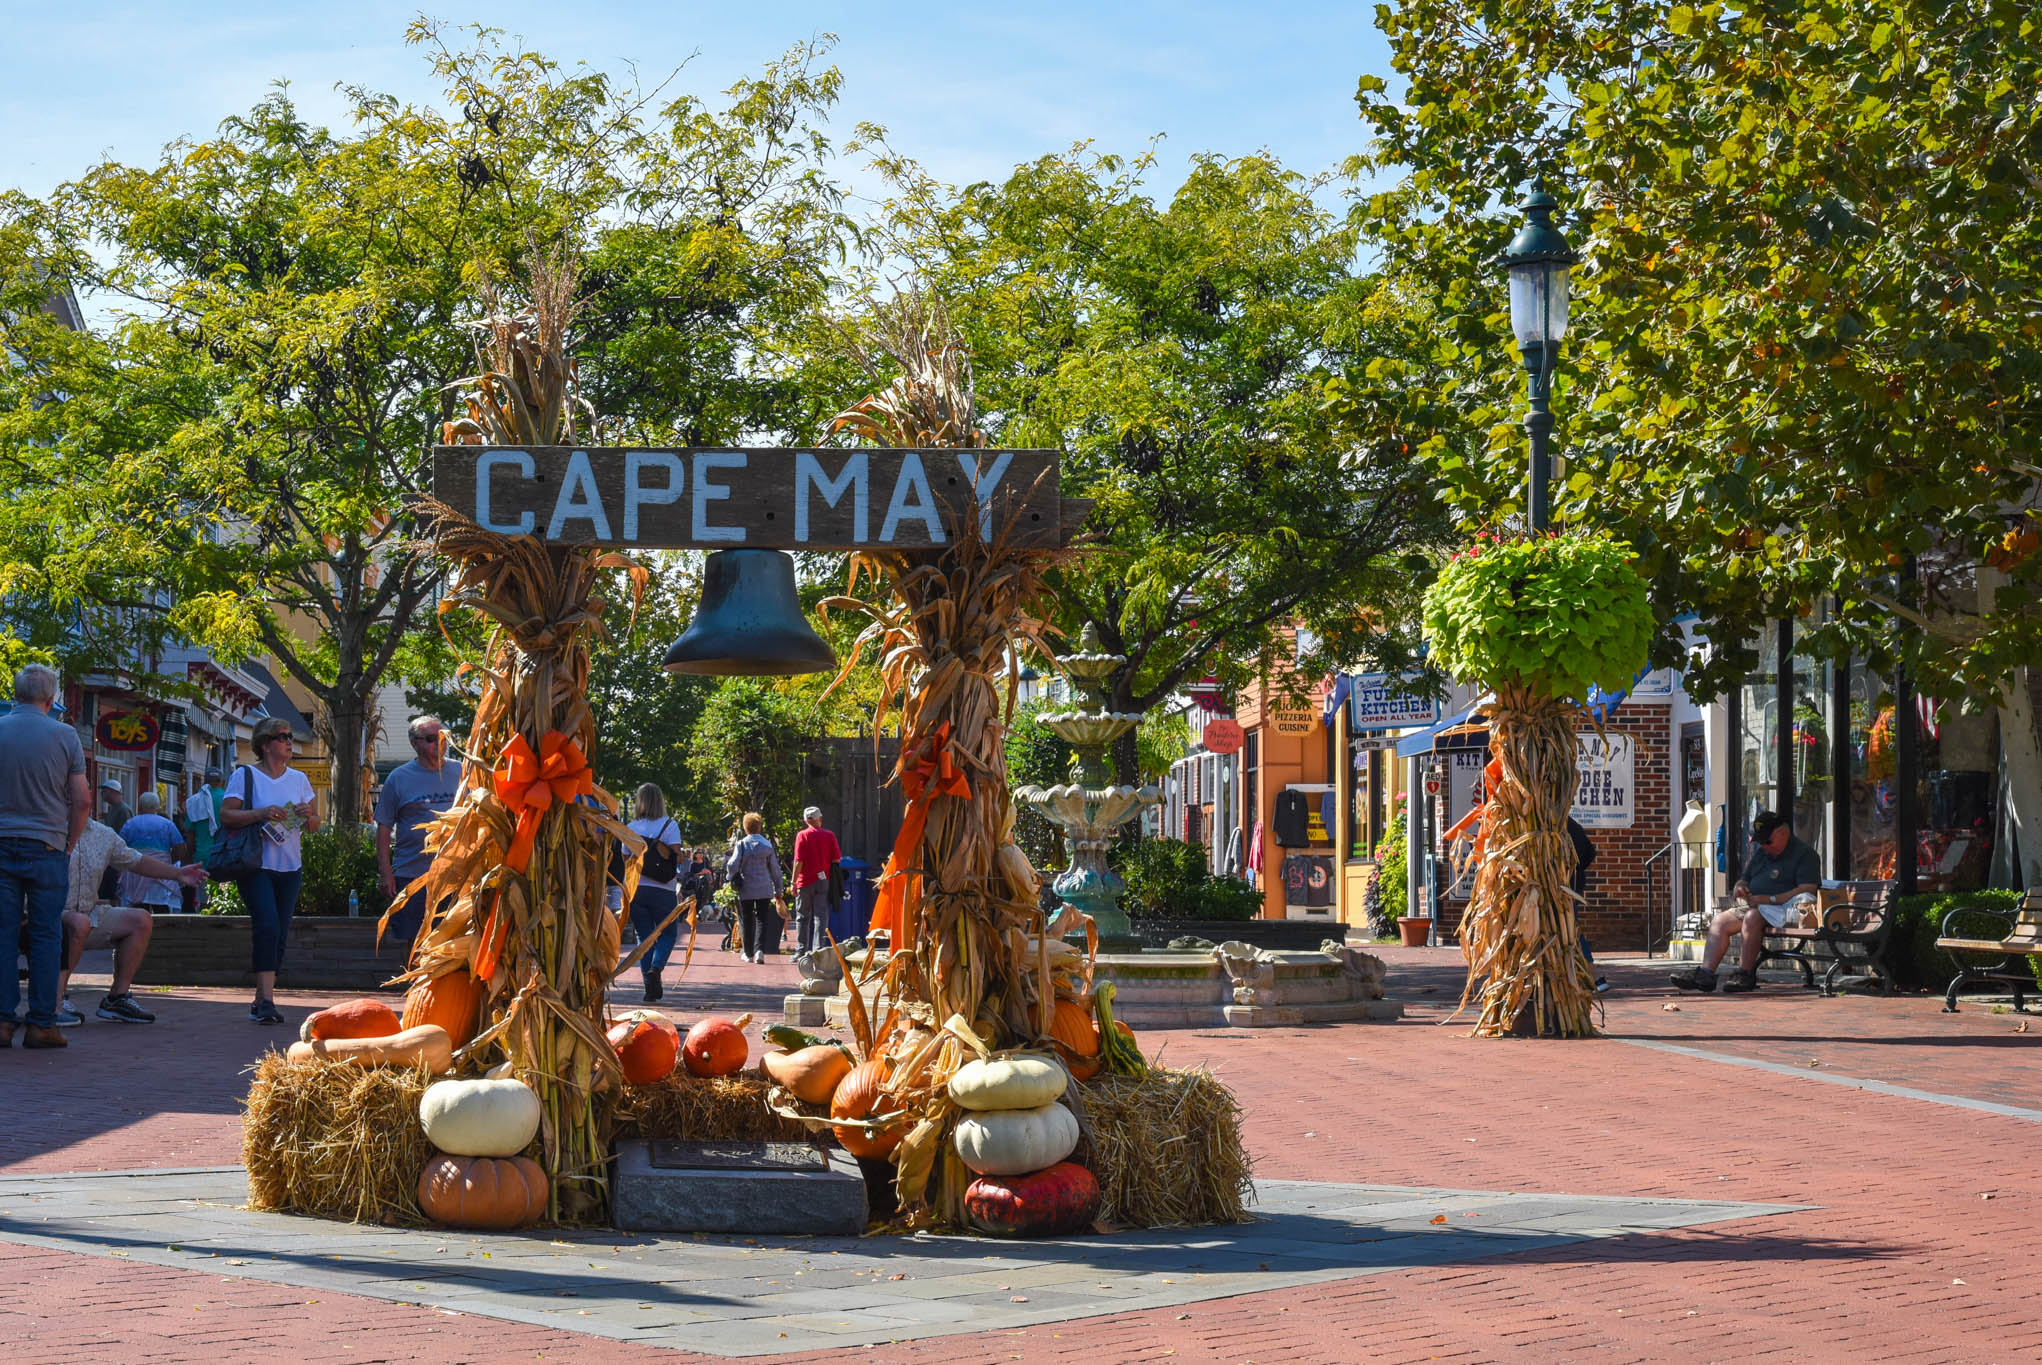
[1671, 810, 1821, 994]
[374, 716, 464, 953]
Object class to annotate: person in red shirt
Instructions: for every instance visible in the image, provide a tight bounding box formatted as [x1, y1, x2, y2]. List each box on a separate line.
[790, 806, 841, 954]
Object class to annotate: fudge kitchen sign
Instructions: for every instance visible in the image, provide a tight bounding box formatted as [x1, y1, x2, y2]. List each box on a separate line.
[430, 446, 1064, 550]
[1571, 734, 1635, 828]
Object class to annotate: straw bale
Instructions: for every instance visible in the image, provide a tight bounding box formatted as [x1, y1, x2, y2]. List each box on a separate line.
[241, 1053, 434, 1225]
[614, 1069, 816, 1144]
[1077, 1067, 1254, 1228]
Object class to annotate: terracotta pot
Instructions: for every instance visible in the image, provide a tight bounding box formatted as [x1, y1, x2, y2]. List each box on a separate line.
[1398, 917, 1434, 948]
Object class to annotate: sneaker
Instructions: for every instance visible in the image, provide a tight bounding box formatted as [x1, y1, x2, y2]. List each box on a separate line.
[1720, 970, 1761, 994]
[53, 998, 83, 1028]
[251, 999, 284, 1025]
[642, 973, 663, 1004]
[97, 993, 156, 1024]
[1670, 967, 1717, 993]
[1594, 977, 1611, 994]
[750, 951, 765, 964]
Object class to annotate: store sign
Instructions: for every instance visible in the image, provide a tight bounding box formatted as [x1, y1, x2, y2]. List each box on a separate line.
[1347, 672, 1440, 730]
[1270, 705, 1317, 735]
[95, 711, 160, 752]
[1202, 717, 1244, 755]
[1572, 735, 1635, 828]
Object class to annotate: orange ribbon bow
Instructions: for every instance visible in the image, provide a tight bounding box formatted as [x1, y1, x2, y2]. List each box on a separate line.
[491, 730, 595, 876]
[869, 722, 973, 943]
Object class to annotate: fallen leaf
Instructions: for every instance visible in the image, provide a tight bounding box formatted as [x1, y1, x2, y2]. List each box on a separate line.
[1429, 1214, 1448, 1225]
[1010, 1295, 1029, 1303]
[1663, 1003, 1681, 1012]
[1953, 1278, 1967, 1285]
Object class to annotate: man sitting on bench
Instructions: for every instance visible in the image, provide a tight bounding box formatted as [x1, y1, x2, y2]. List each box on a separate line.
[1671, 810, 1820, 995]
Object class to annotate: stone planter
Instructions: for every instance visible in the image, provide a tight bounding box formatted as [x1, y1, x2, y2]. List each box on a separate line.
[1129, 918, 1334, 952]
[132, 913, 410, 992]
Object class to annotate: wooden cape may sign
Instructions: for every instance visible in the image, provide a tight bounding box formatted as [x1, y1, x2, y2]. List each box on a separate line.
[430, 445, 1069, 550]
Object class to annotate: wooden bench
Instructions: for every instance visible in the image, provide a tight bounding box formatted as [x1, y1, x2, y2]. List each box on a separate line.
[1757, 880, 1897, 996]
[1935, 890, 2042, 1013]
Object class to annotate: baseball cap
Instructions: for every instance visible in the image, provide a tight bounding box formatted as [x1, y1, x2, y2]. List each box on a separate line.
[803, 806, 823, 820]
[99, 777, 122, 791]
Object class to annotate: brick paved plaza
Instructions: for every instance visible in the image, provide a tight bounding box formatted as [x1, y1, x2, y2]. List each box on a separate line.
[5, 945, 2040, 1364]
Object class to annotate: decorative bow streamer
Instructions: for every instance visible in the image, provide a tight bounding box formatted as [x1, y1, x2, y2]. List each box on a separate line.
[869, 722, 972, 943]
[492, 731, 596, 875]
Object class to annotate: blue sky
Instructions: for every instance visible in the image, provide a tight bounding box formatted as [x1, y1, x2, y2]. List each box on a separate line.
[1, 3, 1396, 204]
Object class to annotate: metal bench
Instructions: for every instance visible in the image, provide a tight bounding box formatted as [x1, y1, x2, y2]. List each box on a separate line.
[1935, 889, 2042, 1013]
[1757, 880, 1898, 996]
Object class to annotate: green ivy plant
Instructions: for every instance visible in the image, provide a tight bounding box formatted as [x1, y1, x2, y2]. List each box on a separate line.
[1422, 530, 1653, 700]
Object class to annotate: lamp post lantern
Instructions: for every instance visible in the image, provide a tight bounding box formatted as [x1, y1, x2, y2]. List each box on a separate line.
[1499, 183, 1579, 531]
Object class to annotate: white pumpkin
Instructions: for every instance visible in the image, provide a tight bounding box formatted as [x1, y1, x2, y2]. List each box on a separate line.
[948, 1056, 1067, 1112]
[953, 1100, 1080, 1175]
[419, 1077, 542, 1157]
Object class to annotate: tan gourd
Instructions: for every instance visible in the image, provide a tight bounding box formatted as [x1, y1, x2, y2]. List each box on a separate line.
[284, 1023, 454, 1074]
[760, 1045, 853, 1105]
[947, 1056, 1067, 1112]
[418, 1077, 542, 1157]
[952, 1100, 1080, 1176]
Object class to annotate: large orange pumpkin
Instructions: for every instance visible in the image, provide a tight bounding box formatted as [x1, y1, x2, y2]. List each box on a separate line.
[417, 1152, 548, 1229]
[830, 1058, 903, 1159]
[401, 968, 485, 1050]
[682, 1017, 748, 1077]
[299, 997, 400, 1044]
[1048, 998, 1101, 1081]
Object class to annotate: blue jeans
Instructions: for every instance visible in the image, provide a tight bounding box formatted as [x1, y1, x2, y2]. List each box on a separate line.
[0, 836, 69, 1028]
[629, 885, 680, 976]
[239, 868, 303, 978]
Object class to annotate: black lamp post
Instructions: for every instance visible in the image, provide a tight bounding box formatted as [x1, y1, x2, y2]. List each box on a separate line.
[1499, 183, 1579, 531]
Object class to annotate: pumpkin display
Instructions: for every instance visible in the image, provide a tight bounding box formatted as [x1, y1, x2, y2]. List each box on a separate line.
[830, 1057, 904, 1158]
[400, 968, 485, 1050]
[760, 1044, 853, 1105]
[608, 1013, 681, 1086]
[682, 1016, 748, 1077]
[953, 1100, 1080, 1176]
[298, 997, 401, 1045]
[948, 1056, 1066, 1112]
[416, 1152, 548, 1229]
[284, 1023, 454, 1074]
[964, 1161, 1101, 1237]
[1047, 998, 1101, 1081]
[419, 1077, 542, 1157]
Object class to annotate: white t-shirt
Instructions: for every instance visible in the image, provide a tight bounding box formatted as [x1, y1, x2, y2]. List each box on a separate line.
[229, 764, 317, 872]
[626, 816, 682, 893]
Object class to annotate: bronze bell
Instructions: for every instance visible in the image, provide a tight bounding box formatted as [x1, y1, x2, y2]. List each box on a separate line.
[662, 548, 836, 676]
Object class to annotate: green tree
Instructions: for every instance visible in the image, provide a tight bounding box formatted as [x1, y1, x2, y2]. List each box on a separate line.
[1350, 0, 2042, 708]
[845, 144, 1457, 782]
[0, 24, 852, 821]
[689, 677, 827, 846]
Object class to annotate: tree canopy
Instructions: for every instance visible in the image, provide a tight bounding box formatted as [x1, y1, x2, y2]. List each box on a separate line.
[1351, 0, 2042, 703]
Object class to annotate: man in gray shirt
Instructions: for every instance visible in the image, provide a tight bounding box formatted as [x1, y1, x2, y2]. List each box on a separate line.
[374, 715, 464, 952]
[0, 664, 91, 1048]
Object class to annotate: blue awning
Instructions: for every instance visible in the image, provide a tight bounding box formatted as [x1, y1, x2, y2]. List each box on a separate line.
[1394, 704, 1491, 758]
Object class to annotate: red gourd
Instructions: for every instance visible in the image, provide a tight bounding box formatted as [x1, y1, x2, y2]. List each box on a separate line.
[964, 1162, 1101, 1237]
[608, 1013, 681, 1086]
[299, 997, 401, 1044]
[682, 1014, 750, 1077]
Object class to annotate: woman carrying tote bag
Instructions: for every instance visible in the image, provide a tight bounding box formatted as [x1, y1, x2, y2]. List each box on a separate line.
[725, 812, 785, 963]
[219, 716, 320, 1024]
[625, 783, 685, 1003]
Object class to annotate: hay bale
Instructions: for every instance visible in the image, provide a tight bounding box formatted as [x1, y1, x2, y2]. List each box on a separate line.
[241, 1052, 435, 1224]
[615, 1069, 816, 1144]
[1078, 1067, 1254, 1228]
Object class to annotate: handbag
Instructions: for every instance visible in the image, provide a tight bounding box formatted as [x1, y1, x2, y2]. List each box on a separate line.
[203, 767, 265, 880]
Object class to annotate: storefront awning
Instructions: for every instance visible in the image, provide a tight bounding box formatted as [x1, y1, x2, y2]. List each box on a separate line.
[1395, 704, 1491, 758]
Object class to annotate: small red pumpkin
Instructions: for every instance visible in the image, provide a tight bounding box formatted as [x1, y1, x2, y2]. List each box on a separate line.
[964, 1161, 1101, 1237]
[299, 997, 401, 1044]
[682, 1016, 748, 1077]
[417, 1152, 548, 1229]
[830, 1057, 903, 1159]
[609, 1013, 681, 1086]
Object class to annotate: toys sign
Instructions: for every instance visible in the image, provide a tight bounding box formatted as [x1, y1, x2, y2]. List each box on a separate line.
[96, 711, 161, 752]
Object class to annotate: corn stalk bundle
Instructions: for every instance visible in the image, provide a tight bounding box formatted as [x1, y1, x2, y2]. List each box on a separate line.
[400, 246, 646, 1223]
[1453, 683, 1597, 1037]
[818, 290, 1076, 1227]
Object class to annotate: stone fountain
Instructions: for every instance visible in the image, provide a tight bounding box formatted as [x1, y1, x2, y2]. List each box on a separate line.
[1015, 623, 1160, 952]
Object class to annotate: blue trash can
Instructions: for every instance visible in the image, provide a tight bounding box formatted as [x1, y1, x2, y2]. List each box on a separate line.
[832, 857, 876, 943]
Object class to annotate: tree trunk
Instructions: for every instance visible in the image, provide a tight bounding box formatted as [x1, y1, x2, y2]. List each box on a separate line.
[1999, 668, 2042, 888]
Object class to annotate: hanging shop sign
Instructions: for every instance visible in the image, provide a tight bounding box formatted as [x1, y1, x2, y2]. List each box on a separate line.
[1201, 717, 1244, 755]
[1270, 705, 1317, 735]
[430, 446, 1071, 550]
[1347, 672, 1440, 730]
[1572, 734, 1635, 828]
[95, 711, 161, 752]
